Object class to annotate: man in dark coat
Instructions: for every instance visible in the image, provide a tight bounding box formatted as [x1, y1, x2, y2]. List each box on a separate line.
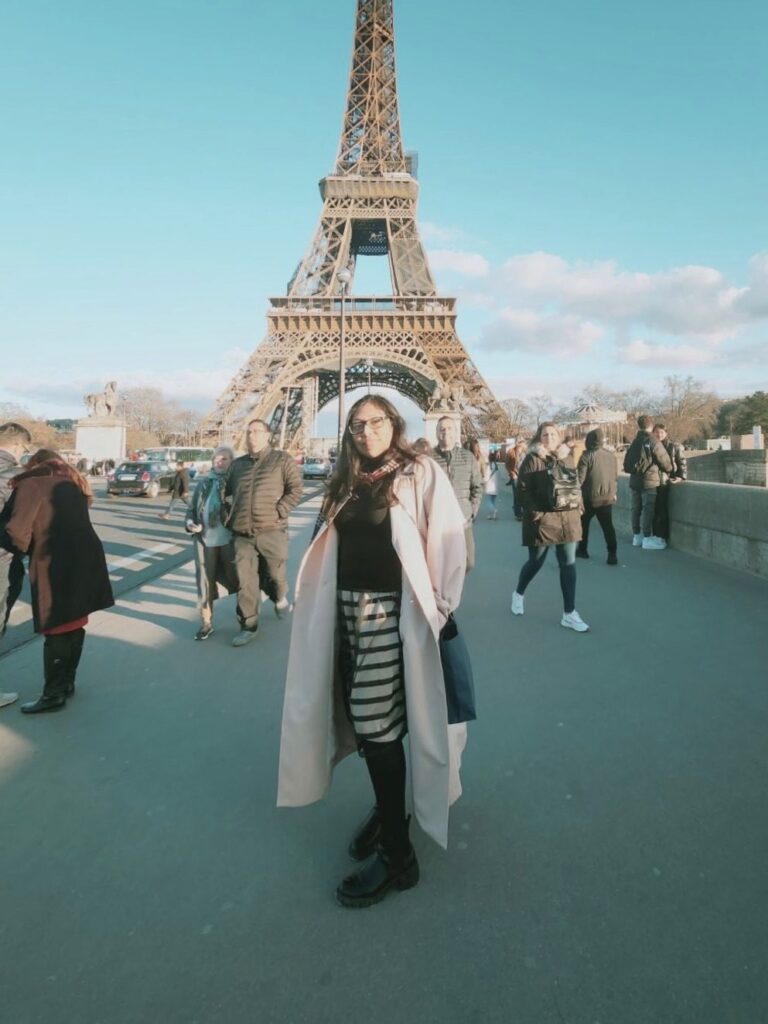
[622, 414, 673, 550]
[652, 423, 687, 542]
[0, 453, 114, 713]
[159, 461, 192, 519]
[0, 421, 32, 709]
[576, 428, 619, 565]
[225, 419, 302, 646]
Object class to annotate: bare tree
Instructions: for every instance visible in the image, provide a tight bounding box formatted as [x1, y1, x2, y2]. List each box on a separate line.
[657, 376, 720, 442]
[500, 398, 535, 434]
[528, 394, 554, 426]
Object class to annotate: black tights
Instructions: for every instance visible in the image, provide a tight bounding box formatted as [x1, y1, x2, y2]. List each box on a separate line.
[361, 738, 408, 855]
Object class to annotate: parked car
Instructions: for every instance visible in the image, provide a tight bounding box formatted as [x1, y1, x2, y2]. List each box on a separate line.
[107, 461, 175, 498]
[302, 456, 332, 480]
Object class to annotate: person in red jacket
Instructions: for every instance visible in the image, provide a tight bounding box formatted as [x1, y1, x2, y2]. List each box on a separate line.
[0, 449, 114, 714]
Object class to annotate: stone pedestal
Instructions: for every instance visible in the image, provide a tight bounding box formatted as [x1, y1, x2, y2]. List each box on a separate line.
[75, 419, 127, 463]
[424, 411, 461, 446]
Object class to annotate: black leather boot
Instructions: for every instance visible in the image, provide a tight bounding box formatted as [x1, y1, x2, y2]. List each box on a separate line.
[21, 635, 69, 713]
[336, 739, 419, 907]
[336, 818, 419, 908]
[348, 806, 381, 861]
[63, 628, 85, 697]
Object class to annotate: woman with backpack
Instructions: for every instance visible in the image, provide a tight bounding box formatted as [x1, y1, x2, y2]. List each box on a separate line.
[510, 422, 589, 632]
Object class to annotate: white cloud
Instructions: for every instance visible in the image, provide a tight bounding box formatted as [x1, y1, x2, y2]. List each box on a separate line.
[428, 249, 491, 278]
[479, 308, 604, 357]
[1, 347, 250, 417]
[619, 339, 718, 366]
[498, 251, 752, 338]
[420, 222, 462, 244]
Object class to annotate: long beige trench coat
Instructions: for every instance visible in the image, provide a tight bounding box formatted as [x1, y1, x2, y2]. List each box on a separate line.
[277, 455, 468, 848]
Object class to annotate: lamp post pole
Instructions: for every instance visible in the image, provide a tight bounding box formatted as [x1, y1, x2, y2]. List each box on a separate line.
[279, 387, 292, 451]
[337, 268, 352, 448]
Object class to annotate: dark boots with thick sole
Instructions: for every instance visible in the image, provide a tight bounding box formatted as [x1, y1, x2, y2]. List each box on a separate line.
[337, 739, 419, 908]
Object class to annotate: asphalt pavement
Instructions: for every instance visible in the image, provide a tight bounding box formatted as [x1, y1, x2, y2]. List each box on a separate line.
[0, 478, 324, 657]
[1, 485, 767, 1024]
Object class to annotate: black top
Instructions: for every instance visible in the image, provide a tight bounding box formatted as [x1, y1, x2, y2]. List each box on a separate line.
[335, 484, 402, 592]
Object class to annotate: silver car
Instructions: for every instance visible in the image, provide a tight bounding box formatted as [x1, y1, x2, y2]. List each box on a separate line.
[302, 456, 332, 480]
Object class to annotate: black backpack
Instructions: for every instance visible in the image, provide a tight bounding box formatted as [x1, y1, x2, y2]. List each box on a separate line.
[545, 459, 581, 512]
[632, 440, 654, 477]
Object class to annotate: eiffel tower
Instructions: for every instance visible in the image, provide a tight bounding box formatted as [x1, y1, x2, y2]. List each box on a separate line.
[205, 0, 508, 447]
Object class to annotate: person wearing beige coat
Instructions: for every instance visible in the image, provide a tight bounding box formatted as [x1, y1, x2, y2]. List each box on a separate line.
[277, 396, 468, 908]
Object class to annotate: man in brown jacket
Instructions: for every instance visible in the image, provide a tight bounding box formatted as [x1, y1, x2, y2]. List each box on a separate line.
[225, 419, 302, 646]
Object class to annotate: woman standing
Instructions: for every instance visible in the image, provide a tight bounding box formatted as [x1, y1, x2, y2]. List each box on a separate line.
[510, 423, 589, 632]
[0, 450, 114, 713]
[278, 395, 468, 908]
[185, 445, 239, 641]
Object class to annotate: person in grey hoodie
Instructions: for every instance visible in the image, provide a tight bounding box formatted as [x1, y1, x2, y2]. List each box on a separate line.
[576, 428, 618, 565]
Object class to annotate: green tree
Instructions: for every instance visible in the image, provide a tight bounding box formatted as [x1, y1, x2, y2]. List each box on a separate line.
[733, 391, 768, 434]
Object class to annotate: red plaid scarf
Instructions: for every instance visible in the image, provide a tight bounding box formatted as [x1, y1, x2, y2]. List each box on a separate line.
[357, 457, 401, 485]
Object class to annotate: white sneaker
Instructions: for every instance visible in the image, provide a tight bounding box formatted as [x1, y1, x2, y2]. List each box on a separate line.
[642, 536, 667, 550]
[632, 534, 643, 547]
[561, 611, 589, 633]
[0, 692, 19, 709]
[511, 592, 524, 615]
[274, 597, 293, 619]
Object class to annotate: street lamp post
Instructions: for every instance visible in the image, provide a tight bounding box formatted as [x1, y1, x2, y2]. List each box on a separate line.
[364, 357, 374, 393]
[337, 267, 352, 447]
[279, 387, 292, 451]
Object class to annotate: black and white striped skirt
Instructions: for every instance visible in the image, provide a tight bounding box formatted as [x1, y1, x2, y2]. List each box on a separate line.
[337, 589, 406, 746]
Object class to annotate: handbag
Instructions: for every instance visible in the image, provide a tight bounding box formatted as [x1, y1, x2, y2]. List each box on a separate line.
[439, 614, 476, 724]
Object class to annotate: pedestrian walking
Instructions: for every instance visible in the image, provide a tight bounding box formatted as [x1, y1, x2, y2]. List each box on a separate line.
[0, 450, 114, 714]
[226, 419, 302, 646]
[510, 422, 589, 632]
[652, 423, 687, 542]
[159, 461, 192, 519]
[0, 422, 32, 709]
[432, 417, 483, 571]
[278, 395, 467, 908]
[185, 445, 239, 641]
[623, 415, 673, 550]
[576, 428, 618, 564]
[505, 440, 526, 520]
[475, 443, 500, 520]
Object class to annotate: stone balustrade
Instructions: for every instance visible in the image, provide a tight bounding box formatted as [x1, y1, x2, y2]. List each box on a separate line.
[615, 476, 768, 579]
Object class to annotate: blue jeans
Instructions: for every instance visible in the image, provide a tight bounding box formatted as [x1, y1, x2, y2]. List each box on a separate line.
[516, 543, 577, 614]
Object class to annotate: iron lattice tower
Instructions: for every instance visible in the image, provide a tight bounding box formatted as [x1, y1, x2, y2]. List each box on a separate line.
[205, 0, 508, 446]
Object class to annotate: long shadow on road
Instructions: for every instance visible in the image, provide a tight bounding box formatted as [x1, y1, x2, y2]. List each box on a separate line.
[2, 487, 766, 1023]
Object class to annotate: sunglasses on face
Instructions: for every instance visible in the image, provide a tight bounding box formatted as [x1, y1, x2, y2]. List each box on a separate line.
[348, 415, 390, 436]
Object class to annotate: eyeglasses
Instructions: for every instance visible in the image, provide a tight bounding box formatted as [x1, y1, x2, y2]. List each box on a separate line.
[349, 415, 390, 436]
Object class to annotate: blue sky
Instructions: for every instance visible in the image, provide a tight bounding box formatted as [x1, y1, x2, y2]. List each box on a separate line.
[2, 0, 766, 424]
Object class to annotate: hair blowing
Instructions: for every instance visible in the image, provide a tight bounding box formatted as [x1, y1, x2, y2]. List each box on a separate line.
[325, 395, 415, 510]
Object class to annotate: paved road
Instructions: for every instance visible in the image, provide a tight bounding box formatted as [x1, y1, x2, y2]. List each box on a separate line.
[1, 486, 767, 1023]
[0, 478, 324, 657]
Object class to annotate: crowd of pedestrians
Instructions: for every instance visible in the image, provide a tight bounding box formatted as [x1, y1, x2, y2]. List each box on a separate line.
[0, 407, 690, 906]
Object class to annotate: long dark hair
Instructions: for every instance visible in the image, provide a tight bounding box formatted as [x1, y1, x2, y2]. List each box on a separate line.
[325, 394, 415, 510]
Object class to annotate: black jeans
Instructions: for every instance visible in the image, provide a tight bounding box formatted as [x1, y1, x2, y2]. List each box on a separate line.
[579, 504, 617, 555]
[653, 485, 670, 541]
